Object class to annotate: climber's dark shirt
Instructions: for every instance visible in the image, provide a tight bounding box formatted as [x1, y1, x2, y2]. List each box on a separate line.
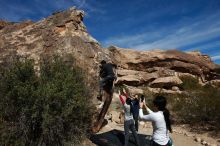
[99, 63, 115, 78]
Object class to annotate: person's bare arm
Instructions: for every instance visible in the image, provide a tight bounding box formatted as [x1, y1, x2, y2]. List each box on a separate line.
[143, 100, 153, 114]
[122, 88, 129, 99]
[139, 102, 153, 121]
[118, 90, 125, 105]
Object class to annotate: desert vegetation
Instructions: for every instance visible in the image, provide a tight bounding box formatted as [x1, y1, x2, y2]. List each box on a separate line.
[144, 76, 220, 132]
[0, 57, 94, 146]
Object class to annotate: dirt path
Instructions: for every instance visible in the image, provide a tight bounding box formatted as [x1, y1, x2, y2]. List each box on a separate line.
[91, 94, 219, 146]
[90, 122, 219, 146]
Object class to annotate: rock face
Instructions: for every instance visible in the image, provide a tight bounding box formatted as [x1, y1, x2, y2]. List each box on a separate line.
[0, 20, 33, 32]
[150, 76, 183, 88]
[209, 80, 220, 88]
[108, 46, 220, 93]
[0, 7, 111, 93]
[0, 20, 13, 29]
[0, 7, 220, 95]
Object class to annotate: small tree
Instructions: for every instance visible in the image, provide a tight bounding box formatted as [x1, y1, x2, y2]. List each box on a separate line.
[0, 57, 94, 145]
[168, 76, 220, 131]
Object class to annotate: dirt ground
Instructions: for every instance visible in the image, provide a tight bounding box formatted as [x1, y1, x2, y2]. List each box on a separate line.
[91, 94, 219, 146]
[90, 121, 220, 146]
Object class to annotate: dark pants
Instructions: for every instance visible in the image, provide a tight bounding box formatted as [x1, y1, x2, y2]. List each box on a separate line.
[124, 119, 140, 146]
[133, 114, 139, 132]
[99, 75, 115, 98]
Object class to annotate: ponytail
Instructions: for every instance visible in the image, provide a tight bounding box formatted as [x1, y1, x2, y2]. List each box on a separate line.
[153, 96, 172, 133]
[163, 108, 172, 133]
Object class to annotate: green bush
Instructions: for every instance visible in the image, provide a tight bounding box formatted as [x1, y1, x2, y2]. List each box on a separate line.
[171, 84, 220, 127]
[177, 76, 219, 127]
[0, 57, 94, 145]
[143, 76, 220, 131]
[166, 76, 220, 131]
[179, 76, 202, 91]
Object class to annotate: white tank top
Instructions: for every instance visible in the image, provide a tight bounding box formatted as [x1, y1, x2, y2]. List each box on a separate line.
[124, 103, 133, 121]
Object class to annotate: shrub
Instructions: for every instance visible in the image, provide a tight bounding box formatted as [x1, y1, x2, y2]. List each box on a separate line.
[0, 57, 94, 145]
[167, 77, 220, 131]
[179, 76, 202, 91]
[142, 76, 220, 131]
[171, 85, 220, 126]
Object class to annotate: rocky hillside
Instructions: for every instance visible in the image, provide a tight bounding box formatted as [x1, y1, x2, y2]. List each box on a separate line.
[0, 7, 111, 92]
[0, 7, 219, 95]
[108, 46, 220, 93]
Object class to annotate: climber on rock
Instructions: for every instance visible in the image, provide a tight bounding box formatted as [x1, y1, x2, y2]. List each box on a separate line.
[97, 60, 117, 103]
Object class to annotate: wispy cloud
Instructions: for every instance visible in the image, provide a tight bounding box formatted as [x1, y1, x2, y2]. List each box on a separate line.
[102, 32, 162, 48]
[0, 1, 37, 21]
[0, 0, 102, 21]
[73, 0, 86, 9]
[102, 12, 220, 51]
[185, 40, 220, 51]
[211, 55, 220, 61]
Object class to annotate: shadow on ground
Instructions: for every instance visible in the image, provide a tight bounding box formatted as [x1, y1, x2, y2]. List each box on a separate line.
[90, 129, 152, 146]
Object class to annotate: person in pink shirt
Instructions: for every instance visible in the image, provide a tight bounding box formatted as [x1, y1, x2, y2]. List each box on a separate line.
[118, 88, 140, 146]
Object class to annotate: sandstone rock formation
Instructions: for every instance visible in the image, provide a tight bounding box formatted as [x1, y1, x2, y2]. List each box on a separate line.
[0, 20, 33, 32]
[108, 46, 220, 93]
[1, 7, 220, 135]
[0, 20, 13, 29]
[149, 76, 183, 88]
[0, 7, 220, 95]
[0, 7, 110, 92]
[0, 8, 114, 133]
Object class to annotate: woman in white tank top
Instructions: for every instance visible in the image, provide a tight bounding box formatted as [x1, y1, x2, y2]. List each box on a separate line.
[139, 96, 173, 146]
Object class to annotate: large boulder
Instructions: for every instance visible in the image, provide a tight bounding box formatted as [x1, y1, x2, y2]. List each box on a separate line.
[108, 46, 220, 92]
[117, 69, 158, 85]
[0, 7, 110, 95]
[210, 80, 220, 88]
[123, 85, 144, 95]
[0, 20, 12, 29]
[147, 87, 183, 94]
[109, 46, 216, 78]
[150, 76, 183, 88]
[0, 6, 219, 95]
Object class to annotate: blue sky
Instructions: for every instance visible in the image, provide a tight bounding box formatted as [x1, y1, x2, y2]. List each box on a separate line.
[0, 0, 220, 64]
